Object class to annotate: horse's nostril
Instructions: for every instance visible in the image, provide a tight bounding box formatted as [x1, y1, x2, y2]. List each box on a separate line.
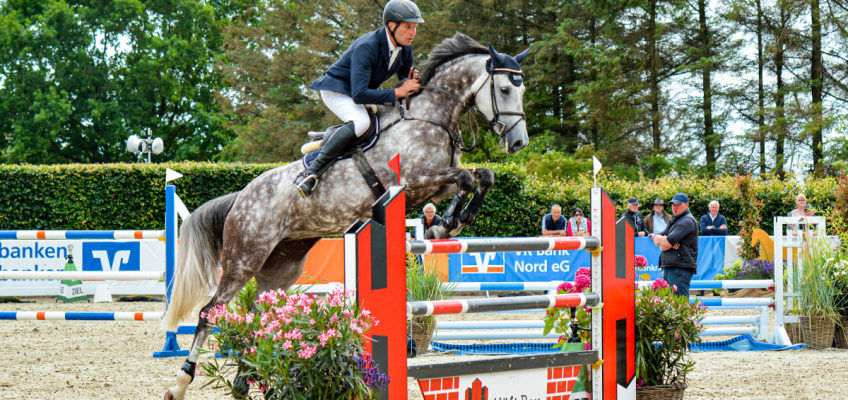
[514, 140, 524, 148]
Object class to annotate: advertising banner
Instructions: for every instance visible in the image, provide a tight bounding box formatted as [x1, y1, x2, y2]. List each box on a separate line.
[0, 239, 165, 296]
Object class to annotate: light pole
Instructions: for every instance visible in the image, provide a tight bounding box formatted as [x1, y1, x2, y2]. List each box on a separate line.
[126, 128, 164, 162]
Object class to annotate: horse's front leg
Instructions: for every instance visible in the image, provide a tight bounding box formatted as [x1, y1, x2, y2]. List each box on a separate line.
[405, 164, 479, 239]
[457, 167, 494, 228]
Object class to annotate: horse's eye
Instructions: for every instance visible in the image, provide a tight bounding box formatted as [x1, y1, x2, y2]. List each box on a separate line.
[500, 87, 510, 95]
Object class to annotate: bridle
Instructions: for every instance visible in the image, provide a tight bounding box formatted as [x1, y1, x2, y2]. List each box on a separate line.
[381, 68, 526, 165]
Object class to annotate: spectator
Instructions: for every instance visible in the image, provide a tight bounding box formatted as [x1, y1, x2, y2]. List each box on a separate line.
[567, 208, 591, 236]
[620, 197, 647, 236]
[652, 193, 699, 298]
[788, 194, 808, 235]
[415, 203, 441, 238]
[700, 200, 728, 236]
[542, 205, 567, 237]
[645, 198, 671, 238]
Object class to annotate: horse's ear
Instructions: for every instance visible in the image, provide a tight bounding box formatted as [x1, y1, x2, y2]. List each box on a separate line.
[515, 47, 530, 64]
[488, 42, 504, 66]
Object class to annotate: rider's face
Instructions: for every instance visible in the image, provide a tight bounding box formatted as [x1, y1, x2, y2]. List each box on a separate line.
[390, 22, 418, 46]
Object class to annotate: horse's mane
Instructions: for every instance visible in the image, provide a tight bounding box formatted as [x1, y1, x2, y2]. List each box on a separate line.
[419, 33, 489, 85]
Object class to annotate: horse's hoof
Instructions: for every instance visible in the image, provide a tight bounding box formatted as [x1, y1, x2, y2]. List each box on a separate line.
[164, 389, 175, 400]
[233, 375, 251, 398]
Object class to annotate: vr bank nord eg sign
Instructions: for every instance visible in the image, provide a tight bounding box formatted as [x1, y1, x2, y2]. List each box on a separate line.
[448, 250, 592, 282]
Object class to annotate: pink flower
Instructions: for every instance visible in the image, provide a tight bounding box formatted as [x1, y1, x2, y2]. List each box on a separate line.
[574, 275, 591, 292]
[652, 279, 669, 290]
[282, 340, 292, 350]
[557, 282, 575, 294]
[673, 285, 678, 292]
[634, 255, 648, 268]
[584, 342, 591, 350]
[576, 267, 591, 278]
[297, 344, 318, 359]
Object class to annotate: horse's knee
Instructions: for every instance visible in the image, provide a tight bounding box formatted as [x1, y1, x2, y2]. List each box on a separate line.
[457, 169, 474, 193]
[476, 168, 494, 189]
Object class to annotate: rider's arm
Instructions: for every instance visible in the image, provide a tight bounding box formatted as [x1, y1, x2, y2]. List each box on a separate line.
[350, 43, 397, 106]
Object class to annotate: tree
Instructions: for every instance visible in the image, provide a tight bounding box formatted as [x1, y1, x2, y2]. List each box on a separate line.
[0, 0, 237, 164]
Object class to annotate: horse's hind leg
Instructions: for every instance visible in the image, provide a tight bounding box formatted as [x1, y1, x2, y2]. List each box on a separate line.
[165, 236, 279, 400]
[231, 238, 320, 397]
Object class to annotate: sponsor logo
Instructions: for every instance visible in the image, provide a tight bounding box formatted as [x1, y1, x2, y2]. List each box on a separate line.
[82, 242, 140, 272]
[460, 252, 504, 274]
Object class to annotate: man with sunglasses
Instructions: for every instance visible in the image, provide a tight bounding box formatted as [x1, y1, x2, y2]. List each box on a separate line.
[652, 193, 699, 298]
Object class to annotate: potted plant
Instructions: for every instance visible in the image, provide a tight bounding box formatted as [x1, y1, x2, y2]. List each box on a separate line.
[796, 236, 840, 349]
[197, 283, 390, 399]
[635, 279, 706, 399]
[714, 259, 776, 297]
[406, 255, 458, 354]
[828, 251, 848, 348]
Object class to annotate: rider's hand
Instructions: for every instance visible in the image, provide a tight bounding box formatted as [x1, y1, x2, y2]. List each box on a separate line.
[395, 79, 421, 99]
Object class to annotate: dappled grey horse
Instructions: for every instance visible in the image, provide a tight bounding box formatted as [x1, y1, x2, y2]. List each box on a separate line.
[162, 33, 530, 399]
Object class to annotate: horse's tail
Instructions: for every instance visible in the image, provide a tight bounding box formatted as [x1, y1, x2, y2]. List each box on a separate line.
[161, 192, 239, 331]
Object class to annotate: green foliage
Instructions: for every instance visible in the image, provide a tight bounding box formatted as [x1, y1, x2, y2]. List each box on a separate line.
[0, 0, 242, 164]
[406, 255, 459, 328]
[734, 175, 764, 261]
[796, 237, 839, 320]
[635, 282, 706, 387]
[0, 162, 281, 230]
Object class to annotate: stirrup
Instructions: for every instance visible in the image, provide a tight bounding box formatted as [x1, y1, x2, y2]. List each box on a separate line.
[295, 174, 318, 198]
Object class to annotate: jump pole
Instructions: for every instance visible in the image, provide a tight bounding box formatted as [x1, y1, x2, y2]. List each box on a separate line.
[344, 177, 636, 399]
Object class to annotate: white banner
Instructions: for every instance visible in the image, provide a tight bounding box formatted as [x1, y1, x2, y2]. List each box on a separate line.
[0, 239, 165, 296]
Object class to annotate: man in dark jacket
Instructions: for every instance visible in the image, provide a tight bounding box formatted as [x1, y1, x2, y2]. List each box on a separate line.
[293, 0, 424, 198]
[652, 193, 699, 297]
[699, 200, 728, 236]
[620, 197, 647, 236]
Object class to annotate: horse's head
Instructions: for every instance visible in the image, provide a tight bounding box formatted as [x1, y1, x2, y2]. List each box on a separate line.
[474, 43, 530, 154]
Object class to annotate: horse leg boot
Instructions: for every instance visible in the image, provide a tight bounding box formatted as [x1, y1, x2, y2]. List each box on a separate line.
[293, 121, 359, 198]
[164, 315, 215, 400]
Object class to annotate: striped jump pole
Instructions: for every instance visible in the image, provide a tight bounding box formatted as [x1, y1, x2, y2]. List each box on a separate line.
[407, 293, 601, 317]
[637, 279, 775, 290]
[406, 236, 600, 255]
[0, 230, 164, 240]
[0, 311, 163, 321]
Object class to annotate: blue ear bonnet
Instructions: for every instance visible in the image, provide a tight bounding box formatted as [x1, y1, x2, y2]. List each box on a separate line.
[486, 43, 530, 87]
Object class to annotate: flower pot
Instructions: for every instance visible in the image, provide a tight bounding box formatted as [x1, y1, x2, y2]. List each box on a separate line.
[636, 382, 686, 400]
[800, 316, 836, 349]
[722, 288, 774, 298]
[409, 318, 436, 354]
[833, 318, 848, 349]
[785, 322, 804, 345]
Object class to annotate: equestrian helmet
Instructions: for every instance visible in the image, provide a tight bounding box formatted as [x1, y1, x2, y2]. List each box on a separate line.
[383, 0, 425, 26]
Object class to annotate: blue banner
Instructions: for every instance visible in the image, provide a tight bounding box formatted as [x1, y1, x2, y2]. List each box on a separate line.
[448, 236, 727, 283]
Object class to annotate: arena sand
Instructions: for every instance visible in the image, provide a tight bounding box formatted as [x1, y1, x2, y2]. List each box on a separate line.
[2, 300, 848, 399]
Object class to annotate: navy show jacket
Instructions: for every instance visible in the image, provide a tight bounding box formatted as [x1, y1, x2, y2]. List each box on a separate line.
[310, 27, 414, 107]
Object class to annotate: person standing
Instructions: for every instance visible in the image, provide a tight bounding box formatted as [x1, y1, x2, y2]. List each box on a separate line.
[620, 197, 647, 236]
[542, 205, 567, 237]
[700, 200, 728, 236]
[652, 193, 699, 297]
[644, 198, 671, 238]
[415, 203, 441, 239]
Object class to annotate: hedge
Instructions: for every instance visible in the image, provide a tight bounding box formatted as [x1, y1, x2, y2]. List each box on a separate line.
[0, 162, 835, 237]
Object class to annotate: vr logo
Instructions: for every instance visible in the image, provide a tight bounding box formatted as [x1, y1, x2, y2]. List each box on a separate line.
[461, 252, 504, 274]
[82, 242, 140, 272]
[91, 250, 131, 272]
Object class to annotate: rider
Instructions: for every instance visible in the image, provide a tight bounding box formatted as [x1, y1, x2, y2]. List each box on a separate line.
[293, 0, 424, 198]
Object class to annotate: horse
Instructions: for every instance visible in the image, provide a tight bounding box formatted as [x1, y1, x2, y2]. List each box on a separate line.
[162, 33, 530, 399]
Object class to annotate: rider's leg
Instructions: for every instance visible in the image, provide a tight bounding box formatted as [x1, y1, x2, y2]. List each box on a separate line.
[293, 91, 370, 198]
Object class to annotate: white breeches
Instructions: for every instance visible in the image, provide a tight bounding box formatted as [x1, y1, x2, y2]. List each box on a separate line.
[320, 90, 371, 137]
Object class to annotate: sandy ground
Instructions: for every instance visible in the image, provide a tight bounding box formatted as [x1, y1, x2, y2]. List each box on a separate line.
[2, 297, 848, 399]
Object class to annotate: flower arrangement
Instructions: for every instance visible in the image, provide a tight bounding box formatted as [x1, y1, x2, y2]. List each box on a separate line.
[635, 279, 706, 389]
[542, 267, 593, 349]
[635, 255, 648, 269]
[198, 285, 389, 399]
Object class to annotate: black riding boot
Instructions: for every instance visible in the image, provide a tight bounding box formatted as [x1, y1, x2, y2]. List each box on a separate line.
[293, 121, 359, 198]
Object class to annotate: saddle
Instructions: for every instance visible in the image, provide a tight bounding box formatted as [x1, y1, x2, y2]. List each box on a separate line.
[300, 107, 387, 198]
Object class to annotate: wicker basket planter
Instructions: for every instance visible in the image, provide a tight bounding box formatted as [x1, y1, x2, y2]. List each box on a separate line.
[833, 318, 848, 349]
[636, 382, 686, 400]
[722, 288, 774, 298]
[786, 321, 804, 345]
[800, 316, 836, 349]
[409, 317, 436, 354]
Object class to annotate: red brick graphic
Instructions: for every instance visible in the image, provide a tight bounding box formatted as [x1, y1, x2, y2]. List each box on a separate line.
[546, 366, 581, 400]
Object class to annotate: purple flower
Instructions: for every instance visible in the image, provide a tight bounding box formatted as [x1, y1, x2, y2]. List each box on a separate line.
[637, 378, 644, 388]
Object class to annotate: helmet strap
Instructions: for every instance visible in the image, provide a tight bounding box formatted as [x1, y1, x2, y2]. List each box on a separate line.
[388, 22, 401, 46]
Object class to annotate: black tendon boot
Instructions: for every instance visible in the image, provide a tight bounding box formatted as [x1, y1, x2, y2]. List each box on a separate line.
[293, 121, 359, 198]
